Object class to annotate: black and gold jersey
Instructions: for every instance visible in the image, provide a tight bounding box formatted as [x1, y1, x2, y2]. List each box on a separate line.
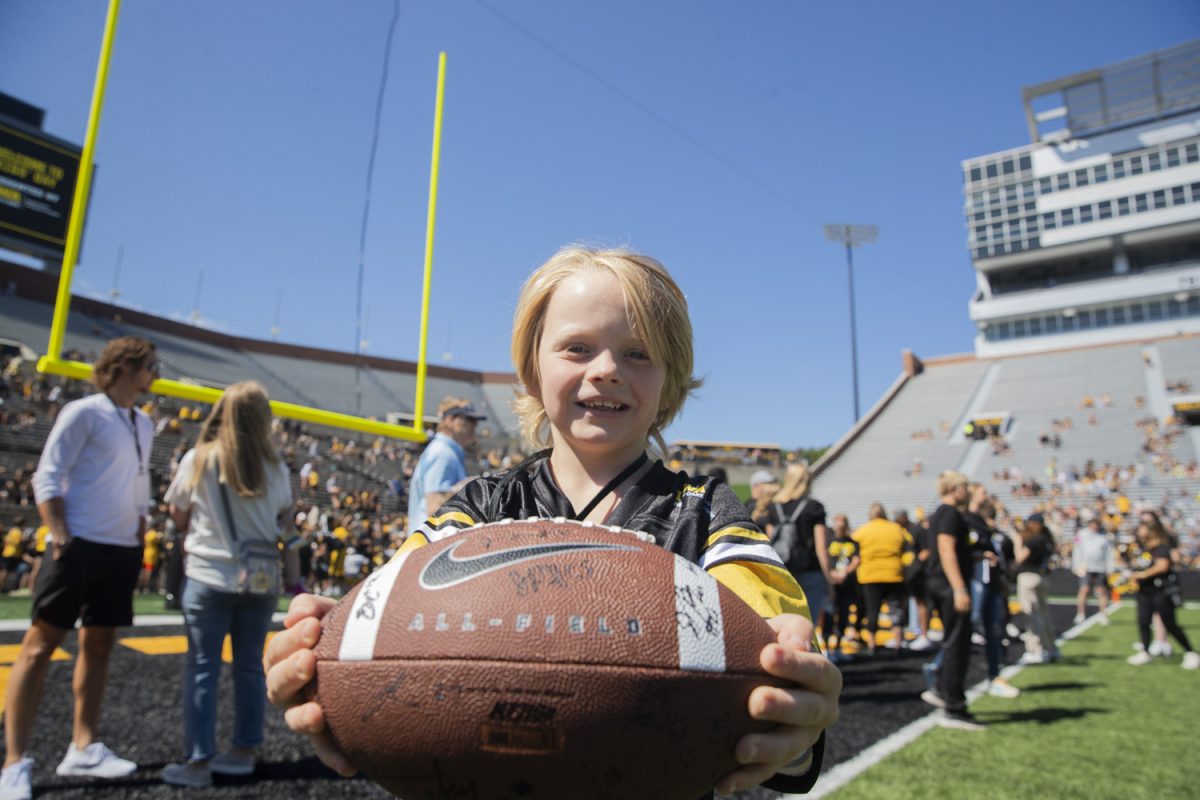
[828, 538, 860, 575]
[403, 457, 810, 620]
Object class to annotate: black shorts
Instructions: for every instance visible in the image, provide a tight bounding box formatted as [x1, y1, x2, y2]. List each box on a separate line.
[31, 538, 142, 629]
[1080, 572, 1108, 590]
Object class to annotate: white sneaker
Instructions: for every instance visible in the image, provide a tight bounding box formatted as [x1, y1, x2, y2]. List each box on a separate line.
[161, 762, 212, 788]
[0, 758, 33, 800]
[1133, 641, 1146, 652]
[1148, 640, 1163, 656]
[1160, 641, 1174, 658]
[1018, 652, 1046, 665]
[55, 742, 137, 778]
[1183, 652, 1200, 670]
[988, 678, 1021, 699]
[1073, 613, 1085, 625]
[1098, 614, 1110, 626]
[1127, 651, 1152, 666]
[909, 635, 933, 652]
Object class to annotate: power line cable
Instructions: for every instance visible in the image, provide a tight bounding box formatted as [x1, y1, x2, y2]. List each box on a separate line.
[354, 0, 408, 416]
[472, 0, 804, 213]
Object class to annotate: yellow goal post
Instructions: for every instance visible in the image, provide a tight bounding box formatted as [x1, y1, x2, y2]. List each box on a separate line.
[37, 0, 445, 443]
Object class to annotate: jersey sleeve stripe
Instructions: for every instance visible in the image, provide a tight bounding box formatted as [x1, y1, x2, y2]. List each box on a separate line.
[705, 525, 769, 548]
[706, 561, 811, 620]
[700, 540, 785, 570]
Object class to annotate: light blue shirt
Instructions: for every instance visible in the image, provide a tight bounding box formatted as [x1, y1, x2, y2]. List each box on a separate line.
[407, 432, 467, 534]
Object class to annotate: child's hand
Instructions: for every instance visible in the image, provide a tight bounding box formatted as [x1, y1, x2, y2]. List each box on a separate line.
[716, 613, 842, 794]
[263, 593, 356, 776]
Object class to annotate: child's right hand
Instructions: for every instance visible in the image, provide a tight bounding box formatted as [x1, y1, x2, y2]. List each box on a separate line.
[263, 593, 357, 776]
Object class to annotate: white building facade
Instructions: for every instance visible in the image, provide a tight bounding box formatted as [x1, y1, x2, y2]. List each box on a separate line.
[964, 41, 1200, 358]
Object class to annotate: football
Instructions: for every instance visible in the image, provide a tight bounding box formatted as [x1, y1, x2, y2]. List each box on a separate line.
[311, 517, 785, 800]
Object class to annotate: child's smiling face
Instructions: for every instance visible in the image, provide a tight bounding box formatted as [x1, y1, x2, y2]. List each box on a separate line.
[535, 269, 665, 465]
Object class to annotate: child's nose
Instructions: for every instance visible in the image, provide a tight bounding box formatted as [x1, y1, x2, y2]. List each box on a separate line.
[587, 350, 621, 382]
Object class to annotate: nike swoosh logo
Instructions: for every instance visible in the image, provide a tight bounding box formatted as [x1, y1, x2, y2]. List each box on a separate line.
[419, 539, 642, 591]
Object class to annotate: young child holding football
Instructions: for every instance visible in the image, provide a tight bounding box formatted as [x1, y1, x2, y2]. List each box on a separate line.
[264, 246, 842, 795]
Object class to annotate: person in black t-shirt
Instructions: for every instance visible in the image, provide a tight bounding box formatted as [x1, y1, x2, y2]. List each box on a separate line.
[920, 471, 984, 731]
[1013, 513, 1059, 665]
[823, 514, 860, 663]
[894, 509, 933, 651]
[766, 464, 832, 638]
[1126, 520, 1199, 669]
[962, 487, 1019, 698]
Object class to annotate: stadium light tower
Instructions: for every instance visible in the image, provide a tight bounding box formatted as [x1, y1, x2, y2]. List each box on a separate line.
[823, 223, 878, 423]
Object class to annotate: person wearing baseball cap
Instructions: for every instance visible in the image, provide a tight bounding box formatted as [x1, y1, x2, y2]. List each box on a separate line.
[406, 397, 486, 534]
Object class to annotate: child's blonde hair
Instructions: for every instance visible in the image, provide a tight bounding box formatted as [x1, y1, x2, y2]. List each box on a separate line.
[511, 246, 702, 452]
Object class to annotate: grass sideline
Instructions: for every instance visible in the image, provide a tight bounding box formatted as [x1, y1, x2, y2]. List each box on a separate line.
[0, 592, 292, 621]
[827, 606, 1199, 799]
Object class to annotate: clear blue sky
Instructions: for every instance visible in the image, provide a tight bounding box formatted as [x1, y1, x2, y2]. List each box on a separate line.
[2, 1, 1197, 447]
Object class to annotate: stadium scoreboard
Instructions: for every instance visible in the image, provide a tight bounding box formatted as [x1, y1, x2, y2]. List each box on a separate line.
[0, 113, 83, 261]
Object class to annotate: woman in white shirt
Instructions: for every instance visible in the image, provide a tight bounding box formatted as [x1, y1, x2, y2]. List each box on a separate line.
[161, 382, 295, 788]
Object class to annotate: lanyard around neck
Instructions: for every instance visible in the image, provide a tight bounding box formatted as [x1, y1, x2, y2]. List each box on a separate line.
[109, 395, 144, 474]
[573, 452, 649, 522]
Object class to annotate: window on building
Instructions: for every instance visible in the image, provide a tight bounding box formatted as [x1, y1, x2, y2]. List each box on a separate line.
[1153, 190, 1167, 209]
[1077, 309, 1092, 329]
[1007, 204, 1019, 216]
[1003, 158, 1015, 175]
[1114, 159, 1127, 178]
[1131, 303, 1145, 322]
[1024, 201, 1036, 212]
[1099, 200, 1113, 219]
[1046, 315, 1059, 333]
[987, 163, 998, 179]
[1111, 306, 1126, 325]
[1094, 307, 1109, 327]
[1056, 173, 1071, 191]
[1172, 186, 1186, 205]
[1062, 208, 1076, 226]
[1118, 197, 1131, 215]
[1187, 143, 1199, 163]
[1168, 298, 1184, 319]
[1148, 301, 1164, 320]
[1167, 148, 1181, 168]
[1013, 319, 1026, 337]
[1029, 317, 1042, 335]
[1019, 154, 1032, 172]
[1148, 152, 1162, 171]
[1188, 296, 1200, 315]
[1074, 168, 1090, 187]
[1130, 157, 1145, 175]
[1093, 164, 1109, 183]
[1042, 212, 1057, 230]
[974, 211, 986, 221]
[970, 166, 983, 182]
[1039, 177, 1053, 194]
[1192, 182, 1200, 201]
[996, 321, 1010, 339]
[1136, 194, 1149, 212]
[1062, 314, 1077, 331]
[1080, 205, 1094, 223]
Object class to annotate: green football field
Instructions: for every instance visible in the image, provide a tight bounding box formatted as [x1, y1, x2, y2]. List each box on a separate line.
[827, 606, 1200, 799]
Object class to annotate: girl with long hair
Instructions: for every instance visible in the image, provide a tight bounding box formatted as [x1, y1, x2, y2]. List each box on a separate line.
[161, 382, 297, 787]
[1126, 520, 1198, 669]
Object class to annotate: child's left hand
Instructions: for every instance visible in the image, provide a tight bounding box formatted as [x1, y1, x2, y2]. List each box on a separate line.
[716, 613, 842, 794]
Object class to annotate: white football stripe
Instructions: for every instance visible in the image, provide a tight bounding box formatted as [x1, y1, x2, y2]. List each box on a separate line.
[700, 539, 784, 570]
[339, 550, 412, 661]
[673, 557, 727, 672]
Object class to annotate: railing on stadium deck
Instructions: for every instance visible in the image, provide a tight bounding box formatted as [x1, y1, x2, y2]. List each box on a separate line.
[36, 0, 448, 444]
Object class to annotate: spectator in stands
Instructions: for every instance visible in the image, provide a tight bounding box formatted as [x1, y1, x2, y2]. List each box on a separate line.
[160, 381, 298, 787]
[1126, 520, 1198, 669]
[0, 516, 25, 593]
[1072, 518, 1114, 626]
[1013, 513, 1060, 665]
[921, 470, 984, 730]
[2, 337, 156, 798]
[851, 504, 911, 655]
[406, 397, 486, 534]
[767, 463, 832, 642]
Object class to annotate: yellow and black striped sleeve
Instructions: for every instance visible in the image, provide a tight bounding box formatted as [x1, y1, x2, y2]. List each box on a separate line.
[701, 524, 811, 620]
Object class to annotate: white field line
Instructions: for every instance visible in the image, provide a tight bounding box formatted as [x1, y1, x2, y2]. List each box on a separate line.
[799, 603, 1124, 800]
[0, 611, 288, 632]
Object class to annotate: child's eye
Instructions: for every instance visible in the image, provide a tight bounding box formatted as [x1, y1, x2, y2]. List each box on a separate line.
[565, 343, 589, 355]
[626, 349, 651, 361]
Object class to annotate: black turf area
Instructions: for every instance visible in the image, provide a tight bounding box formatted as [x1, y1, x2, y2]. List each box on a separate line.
[0, 605, 1081, 798]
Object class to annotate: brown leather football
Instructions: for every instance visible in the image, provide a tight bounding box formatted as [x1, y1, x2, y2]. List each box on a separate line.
[312, 518, 784, 800]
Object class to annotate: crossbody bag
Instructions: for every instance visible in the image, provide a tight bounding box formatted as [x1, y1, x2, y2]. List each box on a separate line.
[218, 482, 283, 596]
